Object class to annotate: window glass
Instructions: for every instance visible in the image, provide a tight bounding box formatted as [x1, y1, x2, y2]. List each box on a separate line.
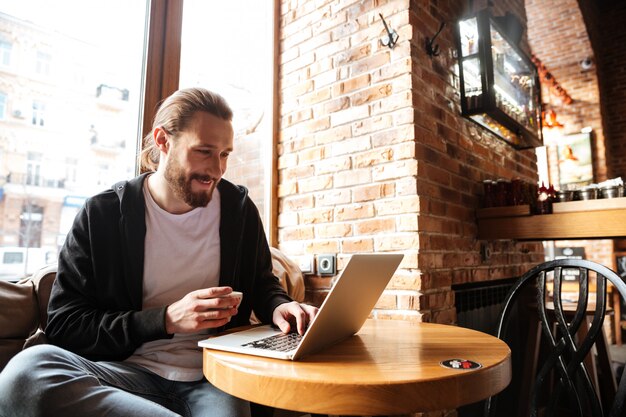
[31, 100, 45, 126]
[0, 0, 147, 281]
[35, 50, 51, 76]
[3, 251, 23, 264]
[179, 0, 274, 229]
[0, 92, 5, 118]
[0, 39, 10, 66]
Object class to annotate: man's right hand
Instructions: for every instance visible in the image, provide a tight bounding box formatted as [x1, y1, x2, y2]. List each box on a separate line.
[165, 287, 240, 334]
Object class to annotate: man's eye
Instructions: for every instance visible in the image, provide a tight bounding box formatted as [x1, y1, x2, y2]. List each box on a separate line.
[221, 153, 230, 158]
[197, 149, 212, 155]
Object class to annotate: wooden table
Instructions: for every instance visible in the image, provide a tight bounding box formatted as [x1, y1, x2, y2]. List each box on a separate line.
[202, 319, 512, 416]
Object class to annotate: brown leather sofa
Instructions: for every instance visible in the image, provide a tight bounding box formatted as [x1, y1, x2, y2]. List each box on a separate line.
[0, 248, 305, 372]
[0, 263, 56, 371]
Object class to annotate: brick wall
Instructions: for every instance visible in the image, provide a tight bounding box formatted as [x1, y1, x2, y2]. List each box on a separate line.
[526, 0, 606, 182]
[525, 0, 614, 268]
[576, 1, 626, 180]
[277, 0, 544, 326]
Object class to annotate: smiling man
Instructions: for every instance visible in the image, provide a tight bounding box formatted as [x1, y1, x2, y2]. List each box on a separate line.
[0, 88, 317, 417]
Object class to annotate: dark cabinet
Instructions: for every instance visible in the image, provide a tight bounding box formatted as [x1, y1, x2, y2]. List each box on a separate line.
[455, 10, 543, 149]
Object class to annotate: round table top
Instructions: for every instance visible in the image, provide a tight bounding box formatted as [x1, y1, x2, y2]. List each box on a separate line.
[202, 319, 512, 415]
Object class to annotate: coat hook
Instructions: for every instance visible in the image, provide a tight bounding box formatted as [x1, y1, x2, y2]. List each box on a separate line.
[379, 13, 399, 49]
[425, 22, 446, 57]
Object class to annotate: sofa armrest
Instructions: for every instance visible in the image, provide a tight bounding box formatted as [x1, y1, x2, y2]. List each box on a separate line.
[29, 264, 57, 329]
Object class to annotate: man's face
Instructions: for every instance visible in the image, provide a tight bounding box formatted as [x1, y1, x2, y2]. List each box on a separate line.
[163, 111, 234, 208]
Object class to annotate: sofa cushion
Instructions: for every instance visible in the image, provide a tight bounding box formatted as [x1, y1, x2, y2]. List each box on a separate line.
[29, 264, 57, 328]
[0, 339, 28, 370]
[0, 280, 39, 370]
[269, 247, 305, 302]
[0, 280, 39, 338]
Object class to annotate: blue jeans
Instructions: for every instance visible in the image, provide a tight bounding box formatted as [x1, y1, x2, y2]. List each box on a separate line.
[0, 344, 251, 417]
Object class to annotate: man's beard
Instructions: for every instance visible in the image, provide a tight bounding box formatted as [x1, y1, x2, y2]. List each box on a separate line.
[164, 157, 216, 208]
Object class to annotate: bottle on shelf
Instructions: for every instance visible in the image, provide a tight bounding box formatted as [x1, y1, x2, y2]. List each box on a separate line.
[536, 182, 552, 214]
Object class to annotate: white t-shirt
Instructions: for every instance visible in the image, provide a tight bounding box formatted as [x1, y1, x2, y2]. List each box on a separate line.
[124, 178, 221, 381]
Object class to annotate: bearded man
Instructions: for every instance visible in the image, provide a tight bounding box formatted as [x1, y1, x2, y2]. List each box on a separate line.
[0, 88, 317, 417]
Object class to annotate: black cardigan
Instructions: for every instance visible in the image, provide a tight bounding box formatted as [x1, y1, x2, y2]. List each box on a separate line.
[46, 173, 291, 361]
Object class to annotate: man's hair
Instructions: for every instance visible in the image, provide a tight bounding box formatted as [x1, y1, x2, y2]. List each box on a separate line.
[140, 87, 233, 172]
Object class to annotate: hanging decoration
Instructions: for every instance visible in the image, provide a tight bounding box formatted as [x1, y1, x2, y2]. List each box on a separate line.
[531, 55, 573, 105]
[531, 54, 571, 129]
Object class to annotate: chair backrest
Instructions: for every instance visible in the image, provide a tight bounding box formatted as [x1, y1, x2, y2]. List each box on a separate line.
[485, 259, 626, 417]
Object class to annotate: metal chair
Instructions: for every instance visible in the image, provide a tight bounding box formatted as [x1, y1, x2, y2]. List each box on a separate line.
[485, 259, 626, 417]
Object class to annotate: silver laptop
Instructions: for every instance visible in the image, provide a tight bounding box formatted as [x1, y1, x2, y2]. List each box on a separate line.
[198, 253, 403, 360]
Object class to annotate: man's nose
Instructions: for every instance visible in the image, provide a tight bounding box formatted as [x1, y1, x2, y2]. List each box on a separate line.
[207, 156, 224, 177]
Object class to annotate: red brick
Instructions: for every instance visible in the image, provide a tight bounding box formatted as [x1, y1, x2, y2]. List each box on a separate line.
[316, 223, 352, 238]
[299, 208, 333, 224]
[341, 238, 374, 253]
[354, 218, 396, 235]
[375, 234, 420, 251]
[335, 203, 374, 221]
[332, 73, 371, 96]
[353, 183, 395, 202]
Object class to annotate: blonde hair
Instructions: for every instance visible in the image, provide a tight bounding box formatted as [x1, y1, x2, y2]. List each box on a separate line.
[140, 88, 233, 172]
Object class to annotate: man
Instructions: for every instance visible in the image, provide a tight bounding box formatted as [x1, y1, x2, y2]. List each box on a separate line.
[0, 88, 317, 417]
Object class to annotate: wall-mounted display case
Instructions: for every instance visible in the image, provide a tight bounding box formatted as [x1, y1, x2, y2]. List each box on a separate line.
[455, 10, 543, 149]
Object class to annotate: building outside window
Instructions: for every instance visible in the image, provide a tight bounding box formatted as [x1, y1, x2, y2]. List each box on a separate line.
[0, 39, 11, 66]
[0, 1, 147, 281]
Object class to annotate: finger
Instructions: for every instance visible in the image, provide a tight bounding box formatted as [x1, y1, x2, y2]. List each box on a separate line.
[274, 316, 291, 334]
[303, 304, 319, 322]
[193, 297, 235, 311]
[194, 287, 233, 299]
[200, 307, 237, 322]
[199, 316, 231, 329]
[291, 307, 307, 335]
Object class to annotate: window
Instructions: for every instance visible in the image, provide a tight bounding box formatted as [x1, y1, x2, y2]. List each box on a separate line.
[3, 252, 23, 264]
[0, 92, 6, 119]
[26, 152, 42, 186]
[97, 163, 110, 186]
[31, 100, 45, 126]
[0, 40, 11, 66]
[0, 1, 148, 269]
[19, 205, 43, 248]
[65, 157, 78, 184]
[35, 51, 52, 76]
[179, 0, 276, 236]
[0, 0, 277, 273]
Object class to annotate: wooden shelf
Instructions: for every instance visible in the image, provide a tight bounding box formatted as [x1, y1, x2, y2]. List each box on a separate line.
[477, 208, 626, 240]
[552, 196, 626, 213]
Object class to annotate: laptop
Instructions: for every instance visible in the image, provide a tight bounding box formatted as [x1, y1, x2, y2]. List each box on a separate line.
[198, 253, 403, 360]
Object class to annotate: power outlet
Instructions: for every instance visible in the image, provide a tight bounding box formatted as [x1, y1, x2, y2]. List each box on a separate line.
[298, 255, 314, 274]
[317, 254, 336, 276]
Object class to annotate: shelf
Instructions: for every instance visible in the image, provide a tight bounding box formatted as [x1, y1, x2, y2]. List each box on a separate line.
[552, 197, 626, 213]
[477, 207, 626, 240]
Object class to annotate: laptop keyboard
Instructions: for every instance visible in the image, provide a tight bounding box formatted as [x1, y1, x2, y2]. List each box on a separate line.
[241, 332, 302, 352]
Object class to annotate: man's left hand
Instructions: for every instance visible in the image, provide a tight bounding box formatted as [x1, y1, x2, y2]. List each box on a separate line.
[272, 302, 319, 335]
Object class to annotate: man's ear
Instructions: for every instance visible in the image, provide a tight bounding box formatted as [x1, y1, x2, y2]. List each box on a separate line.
[153, 127, 169, 154]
